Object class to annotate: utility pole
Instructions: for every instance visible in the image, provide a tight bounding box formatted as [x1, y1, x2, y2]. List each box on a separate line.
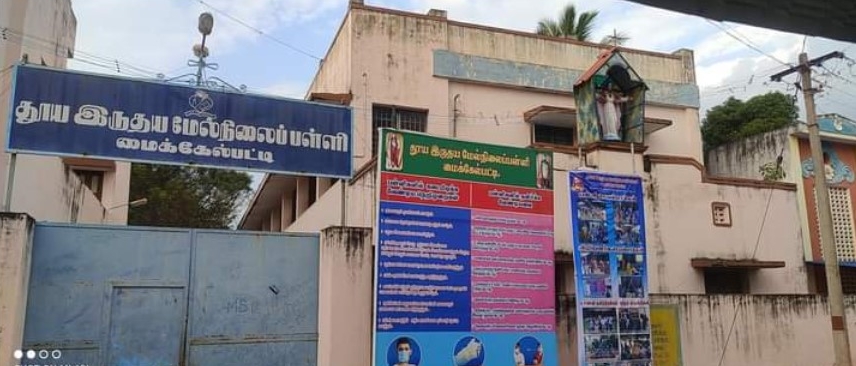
[772, 51, 850, 366]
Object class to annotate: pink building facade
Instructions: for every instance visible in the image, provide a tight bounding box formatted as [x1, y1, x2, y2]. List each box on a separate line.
[241, 2, 824, 365]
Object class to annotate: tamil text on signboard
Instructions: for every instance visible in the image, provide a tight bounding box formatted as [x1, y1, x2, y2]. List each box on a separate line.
[374, 129, 557, 366]
[8, 64, 353, 177]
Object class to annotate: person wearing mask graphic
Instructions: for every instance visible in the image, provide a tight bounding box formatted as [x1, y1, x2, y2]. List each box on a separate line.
[394, 338, 417, 366]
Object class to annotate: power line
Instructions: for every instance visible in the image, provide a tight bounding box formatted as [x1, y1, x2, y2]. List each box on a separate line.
[705, 19, 791, 67]
[194, 0, 323, 61]
[1, 26, 162, 77]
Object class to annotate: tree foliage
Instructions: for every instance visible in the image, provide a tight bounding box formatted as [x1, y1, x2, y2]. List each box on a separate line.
[128, 164, 253, 229]
[536, 4, 599, 42]
[701, 91, 798, 150]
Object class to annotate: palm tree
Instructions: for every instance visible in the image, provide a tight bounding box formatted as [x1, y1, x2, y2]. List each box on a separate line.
[601, 29, 631, 46]
[536, 4, 599, 42]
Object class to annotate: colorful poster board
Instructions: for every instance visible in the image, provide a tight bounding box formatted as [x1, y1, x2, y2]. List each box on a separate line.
[374, 129, 557, 366]
[569, 171, 651, 365]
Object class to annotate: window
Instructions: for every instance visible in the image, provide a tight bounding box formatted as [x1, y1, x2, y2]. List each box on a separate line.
[73, 169, 104, 200]
[533, 124, 574, 146]
[814, 187, 856, 261]
[372, 105, 428, 156]
[703, 269, 749, 294]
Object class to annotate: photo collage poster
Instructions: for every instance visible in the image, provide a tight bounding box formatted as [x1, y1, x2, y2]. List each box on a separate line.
[569, 171, 651, 366]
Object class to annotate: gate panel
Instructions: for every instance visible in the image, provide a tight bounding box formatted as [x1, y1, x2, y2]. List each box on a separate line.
[106, 286, 185, 366]
[187, 231, 319, 366]
[24, 225, 192, 365]
[23, 225, 320, 366]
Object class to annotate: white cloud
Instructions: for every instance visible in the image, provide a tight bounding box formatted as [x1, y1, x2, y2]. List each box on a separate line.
[69, 0, 339, 77]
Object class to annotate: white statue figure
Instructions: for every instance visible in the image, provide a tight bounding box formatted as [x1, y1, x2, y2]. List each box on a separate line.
[596, 88, 631, 141]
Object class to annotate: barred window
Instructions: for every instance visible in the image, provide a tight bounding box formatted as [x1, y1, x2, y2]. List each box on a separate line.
[372, 105, 428, 156]
[533, 124, 574, 146]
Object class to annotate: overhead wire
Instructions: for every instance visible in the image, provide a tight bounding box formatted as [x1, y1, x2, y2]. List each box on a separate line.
[1, 25, 162, 77]
[193, 0, 323, 61]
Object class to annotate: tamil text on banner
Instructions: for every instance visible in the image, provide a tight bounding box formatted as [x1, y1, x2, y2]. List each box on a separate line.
[569, 171, 652, 366]
[8, 64, 353, 177]
[374, 129, 556, 366]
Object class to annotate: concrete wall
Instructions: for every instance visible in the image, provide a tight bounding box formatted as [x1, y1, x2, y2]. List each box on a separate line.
[309, 13, 352, 96]
[307, 227, 830, 366]
[706, 127, 795, 182]
[0, 213, 35, 366]
[0, 0, 130, 224]
[646, 162, 808, 294]
[652, 294, 856, 366]
[317, 226, 373, 366]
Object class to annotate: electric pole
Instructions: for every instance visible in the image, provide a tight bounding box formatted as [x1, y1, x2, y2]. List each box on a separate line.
[771, 51, 850, 366]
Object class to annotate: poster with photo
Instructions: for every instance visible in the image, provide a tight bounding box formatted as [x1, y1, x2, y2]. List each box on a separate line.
[569, 171, 651, 366]
[374, 129, 557, 366]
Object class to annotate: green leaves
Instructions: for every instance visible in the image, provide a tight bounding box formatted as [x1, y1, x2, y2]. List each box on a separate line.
[536, 3, 600, 42]
[128, 164, 253, 229]
[701, 92, 798, 150]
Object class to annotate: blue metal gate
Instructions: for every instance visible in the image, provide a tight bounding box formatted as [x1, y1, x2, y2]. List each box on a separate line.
[22, 224, 319, 366]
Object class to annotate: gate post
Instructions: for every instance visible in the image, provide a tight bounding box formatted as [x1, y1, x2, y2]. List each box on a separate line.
[318, 226, 373, 366]
[0, 213, 35, 365]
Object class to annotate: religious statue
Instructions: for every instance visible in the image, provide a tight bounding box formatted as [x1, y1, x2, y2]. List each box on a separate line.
[596, 88, 632, 141]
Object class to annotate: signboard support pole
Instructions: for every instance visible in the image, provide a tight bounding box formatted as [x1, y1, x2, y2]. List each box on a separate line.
[4, 153, 17, 212]
[631, 143, 636, 174]
[340, 180, 347, 226]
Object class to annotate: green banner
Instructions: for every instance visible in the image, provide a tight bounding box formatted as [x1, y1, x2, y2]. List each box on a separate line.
[378, 129, 552, 188]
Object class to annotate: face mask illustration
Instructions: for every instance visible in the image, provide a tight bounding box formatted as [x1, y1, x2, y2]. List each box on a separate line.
[398, 350, 411, 364]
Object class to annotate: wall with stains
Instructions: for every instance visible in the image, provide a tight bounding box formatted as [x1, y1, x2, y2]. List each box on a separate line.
[645, 162, 809, 294]
[318, 226, 373, 366]
[0, 213, 35, 366]
[706, 127, 795, 182]
[653, 294, 856, 366]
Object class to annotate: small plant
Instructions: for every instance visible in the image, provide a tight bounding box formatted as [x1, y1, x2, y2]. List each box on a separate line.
[759, 160, 786, 181]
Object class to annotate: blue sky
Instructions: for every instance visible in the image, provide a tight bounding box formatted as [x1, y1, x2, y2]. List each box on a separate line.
[68, 0, 856, 191]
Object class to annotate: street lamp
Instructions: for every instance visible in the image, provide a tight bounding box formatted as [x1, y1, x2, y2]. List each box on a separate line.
[194, 12, 214, 85]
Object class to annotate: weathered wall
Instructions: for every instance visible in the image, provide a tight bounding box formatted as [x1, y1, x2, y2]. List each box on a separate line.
[317, 226, 373, 366]
[348, 7, 451, 168]
[309, 13, 352, 96]
[445, 21, 690, 84]
[645, 162, 809, 294]
[706, 127, 795, 182]
[652, 294, 856, 366]
[0, 213, 35, 366]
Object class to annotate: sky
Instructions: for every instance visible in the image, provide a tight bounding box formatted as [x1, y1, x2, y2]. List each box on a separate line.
[67, 0, 856, 191]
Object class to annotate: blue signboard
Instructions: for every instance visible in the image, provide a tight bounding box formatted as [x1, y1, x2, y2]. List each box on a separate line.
[569, 171, 652, 366]
[7, 64, 353, 178]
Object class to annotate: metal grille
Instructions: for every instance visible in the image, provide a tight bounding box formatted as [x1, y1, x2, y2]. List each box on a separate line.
[814, 187, 856, 261]
[533, 124, 574, 146]
[372, 105, 427, 156]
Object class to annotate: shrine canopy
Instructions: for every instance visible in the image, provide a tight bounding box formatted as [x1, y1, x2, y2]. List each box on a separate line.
[573, 48, 649, 145]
